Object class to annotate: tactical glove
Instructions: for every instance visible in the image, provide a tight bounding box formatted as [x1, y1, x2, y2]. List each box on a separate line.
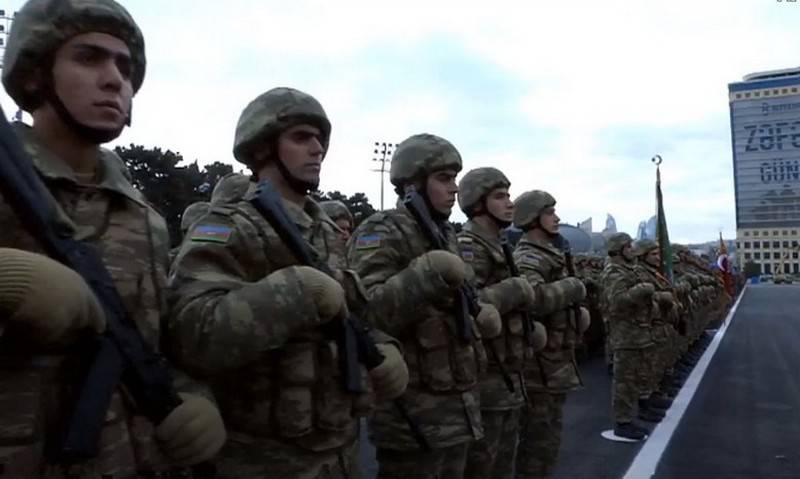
[292, 266, 347, 322]
[0, 248, 105, 345]
[532, 320, 548, 350]
[629, 283, 655, 302]
[155, 393, 226, 466]
[369, 344, 409, 400]
[556, 277, 587, 304]
[577, 306, 591, 334]
[654, 291, 675, 308]
[415, 250, 467, 288]
[476, 303, 502, 339]
[512, 277, 537, 310]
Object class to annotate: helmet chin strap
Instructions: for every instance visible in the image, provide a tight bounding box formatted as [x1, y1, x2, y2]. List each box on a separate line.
[45, 78, 125, 144]
[275, 157, 319, 195]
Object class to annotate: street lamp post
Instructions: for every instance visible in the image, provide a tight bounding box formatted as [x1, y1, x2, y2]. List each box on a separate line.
[372, 141, 395, 211]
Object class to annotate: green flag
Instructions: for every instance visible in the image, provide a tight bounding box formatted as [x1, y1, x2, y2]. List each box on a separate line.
[655, 159, 674, 282]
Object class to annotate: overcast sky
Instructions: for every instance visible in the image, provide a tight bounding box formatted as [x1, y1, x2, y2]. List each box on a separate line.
[2, 0, 799, 243]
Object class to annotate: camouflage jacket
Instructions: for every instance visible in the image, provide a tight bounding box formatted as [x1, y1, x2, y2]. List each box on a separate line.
[513, 237, 581, 393]
[169, 184, 391, 453]
[347, 205, 485, 450]
[0, 124, 179, 479]
[639, 263, 680, 342]
[599, 257, 655, 350]
[457, 220, 528, 410]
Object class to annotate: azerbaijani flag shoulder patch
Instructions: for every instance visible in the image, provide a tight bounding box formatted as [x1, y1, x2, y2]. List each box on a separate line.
[355, 233, 381, 250]
[190, 224, 233, 244]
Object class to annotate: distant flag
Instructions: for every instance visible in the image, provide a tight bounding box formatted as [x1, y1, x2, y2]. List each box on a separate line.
[653, 155, 673, 282]
[717, 232, 734, 296]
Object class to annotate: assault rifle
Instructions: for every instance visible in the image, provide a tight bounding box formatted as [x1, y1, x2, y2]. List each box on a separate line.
[403, 186, 514, 393]
[552, 234, 584, 387]
[0, 109, 214, 476]
[500, 233, 548, 388]
[250, 180, 430, 451]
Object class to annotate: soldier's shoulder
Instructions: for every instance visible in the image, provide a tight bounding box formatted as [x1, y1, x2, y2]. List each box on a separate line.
[183, 205, 257, 248]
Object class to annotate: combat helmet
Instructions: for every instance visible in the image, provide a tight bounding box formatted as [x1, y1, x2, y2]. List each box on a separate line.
[233, 87, 330, 167]
[512, 190, 556, 230]
[633, 239, 659, 257]
[389, 133, 462, 189]
[457, 167, 510, 217]
[607, 232, 633, 255]
[320, 200, 353, 224]
[3, 0, 146, 112]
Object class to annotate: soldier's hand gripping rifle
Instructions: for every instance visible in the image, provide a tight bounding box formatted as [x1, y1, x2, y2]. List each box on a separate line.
[552, 234, 585, 387]
[250, 180, 430, 451]
[500, 233, 548, 388]
[403, 186, 515, 394]
[0, 110, 215, 476]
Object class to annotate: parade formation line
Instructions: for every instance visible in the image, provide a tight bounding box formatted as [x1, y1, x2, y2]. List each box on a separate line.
[621, 285, 748, 479]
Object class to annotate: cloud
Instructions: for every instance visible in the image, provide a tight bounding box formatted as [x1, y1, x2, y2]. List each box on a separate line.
[1, 0, 799, 243]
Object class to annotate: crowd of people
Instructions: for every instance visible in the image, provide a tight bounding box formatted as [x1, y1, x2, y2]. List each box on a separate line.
[0, 1, 732, 478]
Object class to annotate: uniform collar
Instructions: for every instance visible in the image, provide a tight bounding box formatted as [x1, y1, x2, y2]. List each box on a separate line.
[16, 122, 146, 207]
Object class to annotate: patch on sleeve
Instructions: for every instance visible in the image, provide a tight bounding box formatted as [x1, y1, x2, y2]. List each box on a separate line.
[355, 233, 382, 250]
[520, 253, 541, 268]
[190, 224, 232, 243]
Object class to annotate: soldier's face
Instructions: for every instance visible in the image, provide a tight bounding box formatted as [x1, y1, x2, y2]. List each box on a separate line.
[426, 169, 459, 216]
[50, 33, 134, 132]
[539, 207, 560, 234]
[622, 243, 635, 261]
[485, 187, 514, 222]
[334, 218, 352, 239]
[645, 249, 661, 267]
[276, 124, 325, 186]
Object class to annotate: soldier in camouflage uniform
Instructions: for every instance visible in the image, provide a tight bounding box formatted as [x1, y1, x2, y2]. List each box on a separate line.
[512, 190, 590, 478]
[599, 233, 663, 441]
[321, 200, 355, 240]
[0, 1, 226, 477]
[347, 134, 502, 479]
[456, 168, 546, 479]
[168, 88, 410, 478]
[633, 239, 682, 409]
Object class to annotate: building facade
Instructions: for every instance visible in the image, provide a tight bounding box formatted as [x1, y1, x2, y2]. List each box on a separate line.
[729, 67, 800, 275]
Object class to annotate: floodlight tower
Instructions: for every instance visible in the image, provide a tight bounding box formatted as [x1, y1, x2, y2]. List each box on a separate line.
[372, 141, 395, 211]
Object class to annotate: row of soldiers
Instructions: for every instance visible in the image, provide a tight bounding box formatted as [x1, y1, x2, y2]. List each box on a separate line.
[573, 234, 731, 440]
[0, 1, 726, 479]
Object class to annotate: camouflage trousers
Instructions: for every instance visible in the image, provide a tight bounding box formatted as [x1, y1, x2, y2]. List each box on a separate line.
[612, 347, 651, 423]
[215, 432, 359, 479]
[376, 443, 469, 479]
[515, 392, 567, 479]
[465, 407, 522, 479]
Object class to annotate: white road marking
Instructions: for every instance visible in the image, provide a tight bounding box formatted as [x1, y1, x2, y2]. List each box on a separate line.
[621, 285, 748, 479]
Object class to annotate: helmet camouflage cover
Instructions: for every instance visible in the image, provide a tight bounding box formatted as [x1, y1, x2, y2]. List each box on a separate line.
[607, 232, 633, 254]
[389, 133, 462, 188]
[233, 87, 331, 166]
[457, 167, 510, 216]
[634, 239, 659, 257]
[3, 0, 146, 111]
[320, 200, 353, 223]
[512, 190, 556, 230]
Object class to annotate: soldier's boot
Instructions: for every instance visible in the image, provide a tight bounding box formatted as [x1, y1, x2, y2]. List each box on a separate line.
[614, 422, 646, 441]
[639, 408, 665, 423]
[649, 395, 672, 410]
[638, 398, 666, 423]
